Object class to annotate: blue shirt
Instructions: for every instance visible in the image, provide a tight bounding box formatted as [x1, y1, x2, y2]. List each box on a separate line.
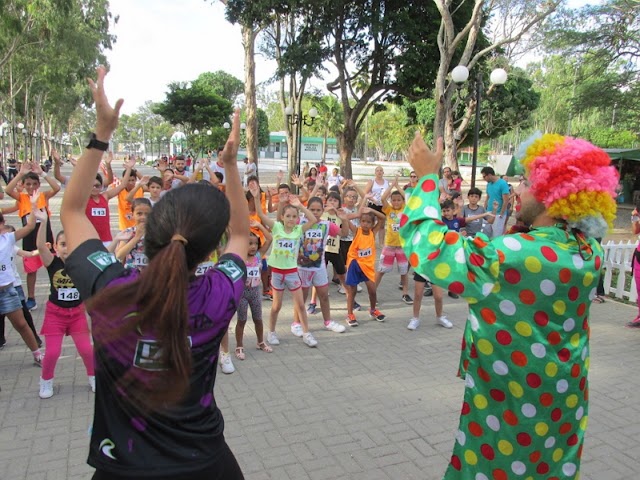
[486, 178, 510, 213]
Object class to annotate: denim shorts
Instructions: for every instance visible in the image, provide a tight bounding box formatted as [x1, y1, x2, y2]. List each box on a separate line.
[0, 286, 23, 315]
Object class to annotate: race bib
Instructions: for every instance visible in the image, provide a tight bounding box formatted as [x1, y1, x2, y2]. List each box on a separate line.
[133, 252, 148, 267]
[247, 266, 260, 278]
[391, 223, 400, 232]
[91, 207, 107, 217]
[358, 248, 372, 258]
[58, 288, 80, 302]
[195, 261, 214, 276]
[277, 239, 295, 250]
[305, 229, 323, 239]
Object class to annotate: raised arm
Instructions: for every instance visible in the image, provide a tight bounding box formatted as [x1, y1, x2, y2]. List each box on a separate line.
[219, 110, 249, 261]
[6, 162, 31, 201]
[52, 148, 68, 185]
[34, 210, 54, 267]
[14, 193, 38, 241]
[32, 162, 60, 199]
[253, 189, 275, 229]
[289, 196, 318, 232]
[103, 151, 114, 185]
[61, 66, 124, 254]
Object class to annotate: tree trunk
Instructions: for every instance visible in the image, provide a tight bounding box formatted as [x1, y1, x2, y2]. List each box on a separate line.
[321, 133, 327, 164]
[242, 24, 259, 176]
[338, 122, 356, 179]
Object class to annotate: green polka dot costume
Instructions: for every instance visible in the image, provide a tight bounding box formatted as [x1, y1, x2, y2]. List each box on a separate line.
[399, 174, 602, 480]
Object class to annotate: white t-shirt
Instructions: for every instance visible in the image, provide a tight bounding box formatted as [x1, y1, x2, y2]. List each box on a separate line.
[0, 233, 17, 287]
[11, 246, 22, 287]
[211, 161, 225, 184]
[370, 179, 389, 205]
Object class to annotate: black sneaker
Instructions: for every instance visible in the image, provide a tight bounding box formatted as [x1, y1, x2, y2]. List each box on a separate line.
[398, 283, 403, 290]
[448, 292, 459, 299]
[353, 301, 361, 311]
[332, 278, 340, 285]
[423, 287, 433, 297]
[402, 294, 414, 305]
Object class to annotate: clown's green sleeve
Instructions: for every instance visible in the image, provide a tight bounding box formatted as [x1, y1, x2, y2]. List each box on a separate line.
[399, 174, 500, 303]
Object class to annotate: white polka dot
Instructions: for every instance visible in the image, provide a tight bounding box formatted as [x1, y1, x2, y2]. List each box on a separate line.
[455, 247, 465, 264]
[563, 318, 576, 332]
[493, 360, 509, 375]
[423, 206, 439, 218]
[588, 287, 597, 300]
[572, 254, 584, 269]
[412, 232, 422, 246]
[531, 343, 546, 358]
[544, 436, 556, 448]
[503, 237, 522, 251]
[482, 283, 494, 296]
[511, 461, 526, 475]
[456, 429, 466, 446]
[540, 279, 556, 296]
[557, 379, 569, 393]
[581, 346, 588, 361]
[562, 463, 577, 476]
[475, 474, 489, 480]
[465, 373, 475, 389]
[468, 313, 479, 332]
[486, 415, 500, 432]
[521, 403, 537, 418]
[575, 406, 584, 420]
[499, 300, 516, 316]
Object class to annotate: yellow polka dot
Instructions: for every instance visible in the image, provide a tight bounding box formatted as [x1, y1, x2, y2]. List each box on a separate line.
[490, 261, 500, 277]
[477, 339, 493, 356]
[535, 422, 549, 436]
[556, 242, 569, 250]
[508, 381, 524, 398]
[428, 231, 444, 245]
[491, 282, 501, 294]
[464, 450, 478, 465]
[399, 238, 405, 247]
[583, 272, 594, 286]
[570, 333, 580, 347]
[553, 300, 566, 315]
[525, 477, 534, 480]
[545, 362, 558, 377]
[525, 256, 542, 273]
[580, 416, 588, 430]
[434, 263, 451, 280]
[585, 357, 590, 370]
[407, 196, 422, 210]
[473, 394, 488, 409]
[515, 321, 532, 337]
[566, 394, 578, 408]
[467, 297, 478, 304]
[553, 448, 564, 462]
[498, 440, 513, 456]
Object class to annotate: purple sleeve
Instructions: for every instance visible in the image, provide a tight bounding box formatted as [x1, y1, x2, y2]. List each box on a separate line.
[200, 253, 247, 327]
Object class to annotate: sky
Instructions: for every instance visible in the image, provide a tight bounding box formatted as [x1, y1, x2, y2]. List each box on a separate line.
[105, 0, 601, 115]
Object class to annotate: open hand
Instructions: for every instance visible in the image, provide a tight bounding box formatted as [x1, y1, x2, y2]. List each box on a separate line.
[220, 109, 241, 166]
[88, 66, 123, 140]
[408, 132, 443, 178]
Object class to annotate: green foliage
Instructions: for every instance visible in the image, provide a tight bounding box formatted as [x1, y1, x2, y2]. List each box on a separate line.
[580, 128, 638, 149]
[366, 104, 413, 161]
[193, 71, 244, 105]
[256, 109, 270, 147]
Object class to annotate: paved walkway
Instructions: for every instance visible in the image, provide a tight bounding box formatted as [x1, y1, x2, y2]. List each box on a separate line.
[1, 167, 639, 479]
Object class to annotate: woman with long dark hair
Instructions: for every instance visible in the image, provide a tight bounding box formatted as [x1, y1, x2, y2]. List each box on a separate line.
[60, 67, 249, 480]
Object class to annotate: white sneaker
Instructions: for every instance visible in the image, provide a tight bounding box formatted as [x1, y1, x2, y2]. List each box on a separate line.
[407, 318, 420, 330]
[303, 332, 318, 347]
[219, 352, 235, 374]
[290, 323, 304, 337]
[267, 331, 280, 345]
[39, 377, 53, 399]
[357, 284, 363, 292]
[325, 320, 346, 333]
[88, 376, 96, 393]
[338, 286, 346, 294]
[437, 315, 453, 329]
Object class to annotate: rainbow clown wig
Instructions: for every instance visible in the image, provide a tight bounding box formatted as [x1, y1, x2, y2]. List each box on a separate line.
[517, 133, 618, 238]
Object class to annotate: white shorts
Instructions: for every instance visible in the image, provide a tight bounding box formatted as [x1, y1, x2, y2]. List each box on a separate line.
[271, 269, 302, 291]
[298, 267, 329, 289]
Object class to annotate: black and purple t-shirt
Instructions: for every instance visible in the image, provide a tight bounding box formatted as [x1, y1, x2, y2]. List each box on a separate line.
[65, 239, 246, 477]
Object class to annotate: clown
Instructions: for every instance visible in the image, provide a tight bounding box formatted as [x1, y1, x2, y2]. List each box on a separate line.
[399, 133, 617, 479]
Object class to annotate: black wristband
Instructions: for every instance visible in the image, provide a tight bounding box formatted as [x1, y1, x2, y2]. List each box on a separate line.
[86, 133, 110, 151]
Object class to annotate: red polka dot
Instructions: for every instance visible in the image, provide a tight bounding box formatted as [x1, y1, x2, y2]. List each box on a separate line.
[547, 331, 561, 345]
[481, 444, 495, 460]
[477, 367, 491, 383]
[450, 454, 461, 471]
[462, 359, 469, 372]
[540, 393, 554, 407]
[529, 450, 541, 463]
[497, 249, 506, 264]
[558, 348, 571, 362]
[461, 402, 471, 415]
[520, 233, 535, 241]
[560, 422, 573, 435]
[568, 286, 579, 301]
[492, 469, 508, 480]
[469, 253, 485, 266]
[469, 422, 484, 436]
[527, 373, 542, 388]
[595, 255, 601, 270]
[519, 289, 536, 305]
[511, 351, 528, 367]
[567, 433, 579, 446]
[434, 219, 445, 226]
[582, 317, 589, 330]
[481, 308, 497, 324]
[422, 178, 437, 192]
[470, 343, 478, 358]
[579, 376, 587, 391]
[444, 231, 460, 245]
[461, 337, 467, 350]
[467, 271, 477, 283]
[534, 311, 549, 326]
[584, 387, 589, 401]
[559, 268, 572, 283]
[571, 364, 581, 377]
[517, 432, 532, 446]
[449, 281, 464, 295]
[504, 268, 521, 284]
[490, 389, 506, 402]
[551, 408, 562, 422]
[578, 444, 584, 458]
[473, 236, 489, 249]
[577, 303, 586, 316]
[503, 410, 519, 426]
[399, 214, 408, 227]
[537, 462, 550, 475]
[496, 330, 512, 345]
[541, 246, 558, 262]
[409, 253, 419, 268]
[427, 249, 441, 260]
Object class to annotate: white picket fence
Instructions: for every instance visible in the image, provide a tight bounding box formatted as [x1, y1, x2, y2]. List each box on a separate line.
[602, 240, 637, 302]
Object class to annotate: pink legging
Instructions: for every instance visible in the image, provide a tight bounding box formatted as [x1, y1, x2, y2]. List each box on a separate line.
[42, 333, 95, 381]
[635, 255, 640, 316]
